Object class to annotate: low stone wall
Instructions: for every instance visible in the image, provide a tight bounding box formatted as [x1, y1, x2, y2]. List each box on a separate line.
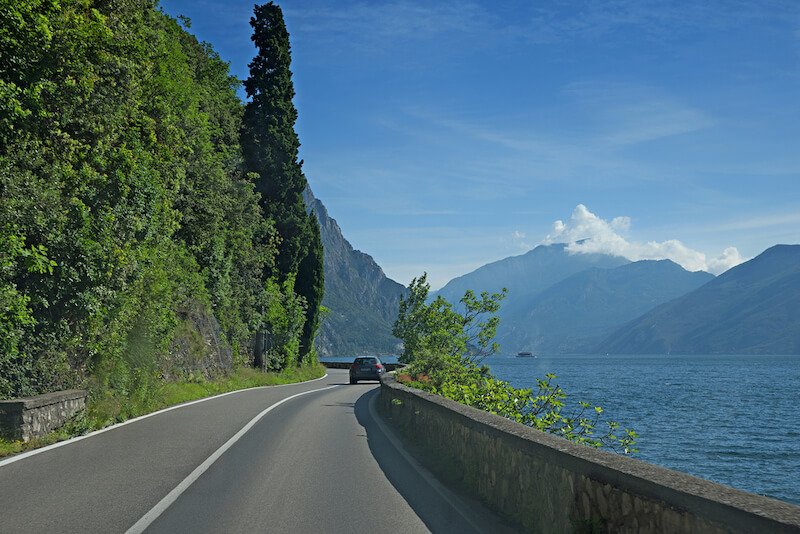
[0, 390, 88, 442]
[379, 376, 800, 533]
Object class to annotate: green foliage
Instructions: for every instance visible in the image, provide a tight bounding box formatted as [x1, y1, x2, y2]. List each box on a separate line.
[0, 229, 58, 397]
[0, 0, 321, 399]
[257, 278, 306, 371]
[295, 213, 324, 363]
[241, 2, 323, 368]
[393, 273, 506, 364]
[394, 275, 638, 453]
[241, 1, 309, 281]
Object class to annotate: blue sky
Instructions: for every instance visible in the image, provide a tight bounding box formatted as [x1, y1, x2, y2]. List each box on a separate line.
[160, 0, 800, 289]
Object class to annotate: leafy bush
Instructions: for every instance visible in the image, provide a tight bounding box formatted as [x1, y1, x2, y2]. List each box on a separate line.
[257, 278, 307, 371]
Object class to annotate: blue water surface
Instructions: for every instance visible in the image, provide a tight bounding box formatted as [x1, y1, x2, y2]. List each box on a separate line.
[486, 354, 800, 505]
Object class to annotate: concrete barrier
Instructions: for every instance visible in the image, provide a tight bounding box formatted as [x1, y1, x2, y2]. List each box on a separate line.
[378, 375, 800, 533]
[0, 390, 88, 442]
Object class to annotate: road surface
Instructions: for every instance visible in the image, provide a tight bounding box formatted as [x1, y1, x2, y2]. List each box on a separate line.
[0, 369, 513, 533]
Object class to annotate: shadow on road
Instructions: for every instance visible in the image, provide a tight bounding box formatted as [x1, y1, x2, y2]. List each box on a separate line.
[352, 389, 516, 534]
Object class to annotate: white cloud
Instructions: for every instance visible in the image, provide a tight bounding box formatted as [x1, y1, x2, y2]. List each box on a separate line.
[543, 204, 744, 275]
[510, 230, 532, 251]
[707, 247, 745, 274]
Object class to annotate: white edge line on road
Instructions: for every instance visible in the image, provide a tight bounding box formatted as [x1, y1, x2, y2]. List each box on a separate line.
[0, 372, 329, 469]
[126, 384, 339, 534]
[367, 391, 486, 533]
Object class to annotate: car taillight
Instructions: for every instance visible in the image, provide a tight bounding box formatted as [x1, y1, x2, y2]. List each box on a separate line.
[375, 364, 383, 370]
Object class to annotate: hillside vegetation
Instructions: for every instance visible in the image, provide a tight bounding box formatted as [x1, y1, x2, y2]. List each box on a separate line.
[0, 0, 322, 400]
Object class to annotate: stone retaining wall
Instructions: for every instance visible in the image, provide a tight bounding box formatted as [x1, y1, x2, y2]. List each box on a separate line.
[0, 390, 88, 442]
[379, 376, 800, 533]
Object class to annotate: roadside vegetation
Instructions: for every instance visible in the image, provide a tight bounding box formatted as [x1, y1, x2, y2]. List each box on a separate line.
[0, 362, 325, 458]
[393, 274, 638, 453]
[1, 0, 323, 419]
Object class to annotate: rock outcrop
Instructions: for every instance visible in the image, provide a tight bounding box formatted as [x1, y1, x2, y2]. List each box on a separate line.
[304, 188, 406, 356]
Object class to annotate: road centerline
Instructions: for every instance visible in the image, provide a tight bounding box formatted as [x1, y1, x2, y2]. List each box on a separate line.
[125, 384, 339, 534]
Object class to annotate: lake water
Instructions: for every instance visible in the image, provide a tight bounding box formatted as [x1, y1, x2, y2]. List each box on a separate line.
[323, 354, 800, 505]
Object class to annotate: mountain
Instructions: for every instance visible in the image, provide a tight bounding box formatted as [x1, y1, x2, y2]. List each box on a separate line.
[497, 260, 714, 353]
[435, 243, 628, 351]
[598, 245, 800, 354]
[436, 242, 630, 305]
[303, 188, 406, 356]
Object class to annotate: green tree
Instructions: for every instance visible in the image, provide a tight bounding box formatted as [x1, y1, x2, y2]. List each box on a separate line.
[393, 273, 506, 365]
[257, 278, 306, 371]
[241, 2, 323, 368]
[0, 0, 294, 397]
[295, 213, 324, 364]
[393, 274, 637, 453]
[241, 1, 309, 282]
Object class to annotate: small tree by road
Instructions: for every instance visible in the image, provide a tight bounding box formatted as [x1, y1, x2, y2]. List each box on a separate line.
[393, 274, 637, 453]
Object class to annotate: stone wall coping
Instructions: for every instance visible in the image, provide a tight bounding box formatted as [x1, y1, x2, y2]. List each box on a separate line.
[381, 375, 800, 530]
[0, 389, 88, 410]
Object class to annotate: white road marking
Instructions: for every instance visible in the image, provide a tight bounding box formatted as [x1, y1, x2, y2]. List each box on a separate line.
[0, 372, 329, 469]
[126, 384, 339, 534]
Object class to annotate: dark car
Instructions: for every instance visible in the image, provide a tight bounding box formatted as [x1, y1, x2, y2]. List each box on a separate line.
[349, 357, 385, 384]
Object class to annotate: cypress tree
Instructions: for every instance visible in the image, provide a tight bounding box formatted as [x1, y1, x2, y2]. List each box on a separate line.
[241, 2, 307, 281]
[296, 213, 324, 363]
[241, 2, 324, 366]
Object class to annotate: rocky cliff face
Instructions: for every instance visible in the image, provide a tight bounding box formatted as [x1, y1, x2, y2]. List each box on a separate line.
[303, 188, 406, 356]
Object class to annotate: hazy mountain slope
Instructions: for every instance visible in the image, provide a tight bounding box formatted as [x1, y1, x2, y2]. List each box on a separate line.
[436, 243, 630, 306]
[497, 260, 714, 353]
[435, 243, 632, 354]
[598, 245, 800, 355]
[304, 188, 406, 356]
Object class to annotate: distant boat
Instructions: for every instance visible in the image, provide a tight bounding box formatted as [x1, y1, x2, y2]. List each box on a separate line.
[517, 351, 534, 357]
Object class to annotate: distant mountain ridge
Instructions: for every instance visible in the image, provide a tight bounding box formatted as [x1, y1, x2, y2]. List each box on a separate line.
[436, 242, 629, 305]
[303, 188, 406, 356]
[436, 243, 717, 354]
[497, 260, 714, 353]
[598, 244, 800, 355]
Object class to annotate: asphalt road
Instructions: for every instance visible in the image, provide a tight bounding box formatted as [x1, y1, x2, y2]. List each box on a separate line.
[0, 369, 513, 533]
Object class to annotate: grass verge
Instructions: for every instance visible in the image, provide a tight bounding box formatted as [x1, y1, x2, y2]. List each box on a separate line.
[0, 363, 326, 459]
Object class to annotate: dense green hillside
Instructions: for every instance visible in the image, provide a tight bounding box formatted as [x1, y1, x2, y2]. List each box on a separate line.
[598, 245, 800, 355]
[303, 188, 405, 356]
[497, 260, 714, 353]
[0, 0, 321, 399]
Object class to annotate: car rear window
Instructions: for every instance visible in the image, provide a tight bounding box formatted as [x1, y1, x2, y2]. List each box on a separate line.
[354, 357, 377, 365]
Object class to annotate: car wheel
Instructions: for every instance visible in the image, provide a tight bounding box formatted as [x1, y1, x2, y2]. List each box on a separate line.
[350, 378, 357, 384]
